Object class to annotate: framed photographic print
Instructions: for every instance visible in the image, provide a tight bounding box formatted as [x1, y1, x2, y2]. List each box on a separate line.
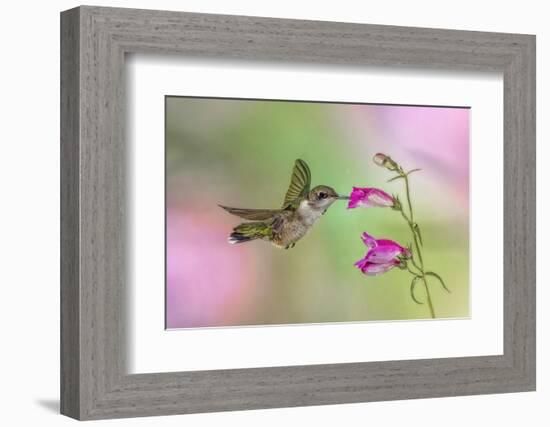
[60, 6, 536, 420]
[164, 96, 468, 329]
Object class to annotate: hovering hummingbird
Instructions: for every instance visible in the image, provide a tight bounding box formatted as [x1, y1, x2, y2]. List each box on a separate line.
[220, 159, 348, 249]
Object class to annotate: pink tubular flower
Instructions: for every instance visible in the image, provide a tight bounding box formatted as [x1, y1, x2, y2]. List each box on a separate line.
[347, 187, 396, 209]
[355, 232, 411, 276]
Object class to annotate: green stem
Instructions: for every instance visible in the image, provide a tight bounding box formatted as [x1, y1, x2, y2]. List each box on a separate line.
[412, 229, 424, 268]
[408, 251, 422, 272]
[406, 264, 421, 276]
[399, 205, 423, 269]
[422, 277, 436, 319]
[403, 170, 415, 224]
[398, 171, 434, 318]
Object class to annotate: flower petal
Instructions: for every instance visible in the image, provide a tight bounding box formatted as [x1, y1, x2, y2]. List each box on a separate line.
[347, 187, 395, 209]
[347, 187, 366, 209]
[366, 245, 403, 264]
[367, 188, 395, 207]
[355, 260, 399, 276]
[376, 239, 410, 259]
[360, 232, 377, 249]
[354, 255, 370, 271]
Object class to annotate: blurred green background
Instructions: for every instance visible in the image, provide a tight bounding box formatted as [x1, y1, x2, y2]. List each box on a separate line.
[166, 96, 470, 328]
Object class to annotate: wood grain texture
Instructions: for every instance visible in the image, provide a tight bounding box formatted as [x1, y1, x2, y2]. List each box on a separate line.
[60, 7, 80, 419]
[60, 5, 536, 420]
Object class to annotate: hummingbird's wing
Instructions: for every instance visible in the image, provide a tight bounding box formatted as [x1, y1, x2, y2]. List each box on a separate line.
[270, 214, 285, 234]
[219, 205, 281, 221]
[282, 159, 311, 208]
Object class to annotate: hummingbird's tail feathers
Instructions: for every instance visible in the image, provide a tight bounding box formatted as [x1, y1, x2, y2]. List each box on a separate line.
[228, 234, 252, 244]
[228, 221, 272, 244]
[219, 205, 280, 221]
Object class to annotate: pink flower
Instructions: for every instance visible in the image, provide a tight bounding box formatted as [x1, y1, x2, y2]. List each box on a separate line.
[355, 232, 411, 276]
[354, 257, 401, 275]
[347, 187, 396, 209]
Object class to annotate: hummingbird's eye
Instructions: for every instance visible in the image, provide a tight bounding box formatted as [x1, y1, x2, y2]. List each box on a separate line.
[318, 192, 327, 200]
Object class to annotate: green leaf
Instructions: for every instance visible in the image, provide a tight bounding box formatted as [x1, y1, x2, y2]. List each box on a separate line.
[387, 175, 403, 183]
[425, 271, 451, 293]
[406, 168, 422, 176]
[410, 276, 424, 305]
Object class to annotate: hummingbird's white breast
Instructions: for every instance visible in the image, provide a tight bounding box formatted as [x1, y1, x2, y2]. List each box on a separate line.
[297, 200, 325, 226]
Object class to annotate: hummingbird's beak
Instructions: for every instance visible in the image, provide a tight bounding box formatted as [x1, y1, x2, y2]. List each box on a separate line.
[337, 195, 350, 200]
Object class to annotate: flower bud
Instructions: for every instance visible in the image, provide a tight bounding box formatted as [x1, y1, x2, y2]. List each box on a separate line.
[373, 153, 399, 171]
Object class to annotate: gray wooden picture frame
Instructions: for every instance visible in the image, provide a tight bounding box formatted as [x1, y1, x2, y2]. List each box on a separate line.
[60, 5, 536, 421]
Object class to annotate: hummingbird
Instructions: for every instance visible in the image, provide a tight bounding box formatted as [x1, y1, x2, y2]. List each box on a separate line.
[219, 159, 349, 249]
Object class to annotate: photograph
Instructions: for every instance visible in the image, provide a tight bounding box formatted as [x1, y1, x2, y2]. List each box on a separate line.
[51, 2, 537, 422]
[165, 96, 470, 328]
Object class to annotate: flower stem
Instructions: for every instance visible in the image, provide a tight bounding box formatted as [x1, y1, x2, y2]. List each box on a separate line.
[403, 169, 415, 223]
[405, 264, 421, 276]
[373, 153, 448, 319]
[399, 171, 435, 319]
[422, 277, 435, 319]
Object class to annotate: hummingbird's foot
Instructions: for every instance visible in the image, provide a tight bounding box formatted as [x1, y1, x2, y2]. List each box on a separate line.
[284, 243, 296, 250]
